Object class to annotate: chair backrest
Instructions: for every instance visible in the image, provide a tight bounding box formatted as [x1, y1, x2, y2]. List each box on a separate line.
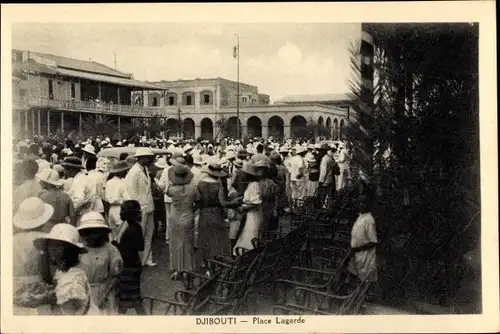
[185, 273, 222, 315]
[338, 270, 376, 315]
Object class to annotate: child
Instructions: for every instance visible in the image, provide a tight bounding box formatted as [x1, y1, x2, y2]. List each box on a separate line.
[112, 200, 146, 315]
[77, 212, 123, 314]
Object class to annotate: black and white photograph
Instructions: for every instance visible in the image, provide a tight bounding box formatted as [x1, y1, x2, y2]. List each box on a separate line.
[1, 2, 498, 334]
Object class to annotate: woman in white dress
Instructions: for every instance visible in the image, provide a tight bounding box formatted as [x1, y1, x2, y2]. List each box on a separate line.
[233, 163, 264, 255]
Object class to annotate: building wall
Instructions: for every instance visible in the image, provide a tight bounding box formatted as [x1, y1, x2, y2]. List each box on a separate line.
[23, 74, 82, 101]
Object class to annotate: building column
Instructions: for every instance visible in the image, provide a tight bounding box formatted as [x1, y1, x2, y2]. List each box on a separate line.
[284, 124, 291, 139]
[61, 111, 64, 134]
[47, 109, 51, 137]
[262, 125, 268, 139]
[79, 112, 83, 135]
[241, 125, 248, 139]
[117, 116, 121, 136]
[195, 125, 201, 139]
[31, 111, 35, 135]
[24, 111, 28, 137]
[37, 109, 41, 135]
[117, 87, 121, 111]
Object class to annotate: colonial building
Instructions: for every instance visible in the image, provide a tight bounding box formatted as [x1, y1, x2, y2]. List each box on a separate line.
[144, 79, 352, 140]
[12, 49, 352, 140]
[12, 49, 165, 138]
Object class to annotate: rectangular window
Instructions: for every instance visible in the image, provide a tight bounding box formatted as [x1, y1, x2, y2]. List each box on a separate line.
[204, 94, 210, 104]
[242, 97, 248, 103]
[169, 96, 175, 105]
[71, 83, 76, 98]
[48, 79, 54, 99]
[186, 95, 192, 105]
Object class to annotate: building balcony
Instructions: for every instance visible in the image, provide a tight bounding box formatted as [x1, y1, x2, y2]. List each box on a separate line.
[13, 96, 167, 117]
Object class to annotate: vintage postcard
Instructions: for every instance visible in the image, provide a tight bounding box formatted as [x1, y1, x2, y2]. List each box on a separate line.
[1, 2, 498, 333]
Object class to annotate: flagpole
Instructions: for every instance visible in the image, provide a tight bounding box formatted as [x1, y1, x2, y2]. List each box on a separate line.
[234, 33, 240, 140]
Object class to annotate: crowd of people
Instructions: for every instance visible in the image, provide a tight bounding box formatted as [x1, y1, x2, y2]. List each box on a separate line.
[12, 133, 378, 315]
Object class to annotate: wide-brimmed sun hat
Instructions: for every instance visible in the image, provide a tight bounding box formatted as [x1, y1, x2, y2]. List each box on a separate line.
[36, 168, 63, 187]
[225, 150, 237, 160]
[192, 154, 204, 166]
[202, 162, 228, 178]
[52, 164, 65, 175]
[109, 160, 131, 174]
[82, 144, 96, 155]
[279, 146, 289, 153]
[14, 197, 54, 230]
[241, 163, 263, 177]
[183, 144, 193, 153]
[77, 212, 111, 233]
[169, 153, 186, 166]
[168, 163, 194, 185]
[295, 146, 307, 155]
[155, 157, 168, 169]
[34, 223, 87, 253]
[134, 147, 154, 158]
[61, 156, 84, 169]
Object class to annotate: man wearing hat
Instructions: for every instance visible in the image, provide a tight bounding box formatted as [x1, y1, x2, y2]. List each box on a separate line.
[37, 168, 76, 231]
[289, 145, 308, 205]
[124, 148, 156, 267]
[81, 144, 96, 168]
[318, 144, 340, 207]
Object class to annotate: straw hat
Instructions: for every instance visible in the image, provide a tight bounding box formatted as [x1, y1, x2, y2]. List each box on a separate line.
[225, 150, 237, 160]
[169, 153, 186, 166]
[61, 157, 84, 170]
[279, 146, 289, 153]
[241, 163, 263, 176]
[109, 160, 131, 174]
[155, 157, 168, 169]
[202, 162, 228, 178]
[168, 164, 194, 185]
[34, 223, 86, 253]
[183, 144, 193, 153]
[134, 147, 154, 157]
[192, 154, 204, 166]
[77, 212, 111, 233]
[82, 144, 96, 155]
[295, 146, 307, 155]
[36, 168, 63, 187]
[13, 197, 54, 230]
[307, 144, 314, 150]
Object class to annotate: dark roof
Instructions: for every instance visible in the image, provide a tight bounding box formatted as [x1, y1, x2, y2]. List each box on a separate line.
[275, 93, 350, 104]
[27, 50, 131, 78]
[55, 67, 163, 90]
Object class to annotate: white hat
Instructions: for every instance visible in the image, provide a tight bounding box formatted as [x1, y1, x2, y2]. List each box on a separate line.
[235, 140, 241, 144]
[82, 144, 96, 155]
[314, 143, 322, 149]
[155, 157, 168, 169]
[116, 142, 123, 147]
[193, 154, 204, 166]
[13, 197, 54, 230]
[279, 146, 289, 153]
[134, 147, 154, 157]
[36, 168, 63, 187]
[34, 223, 86, 253]
[183, 144, 193, 153]
[226, 145, 236, 152]
[296, 146, 307, 155]
[225, 150, 237, 160]
[167, 139, 175, 144]
[77, 212, 111, 232]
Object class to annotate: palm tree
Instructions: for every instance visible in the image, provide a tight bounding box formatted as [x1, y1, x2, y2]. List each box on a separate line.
[81, 114, 118, 138]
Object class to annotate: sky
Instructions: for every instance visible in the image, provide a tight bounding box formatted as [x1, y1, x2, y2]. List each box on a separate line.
[12, 23, 361, 102]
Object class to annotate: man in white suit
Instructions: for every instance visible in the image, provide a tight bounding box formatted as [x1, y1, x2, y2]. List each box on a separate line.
[125, 147, 157, 267]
